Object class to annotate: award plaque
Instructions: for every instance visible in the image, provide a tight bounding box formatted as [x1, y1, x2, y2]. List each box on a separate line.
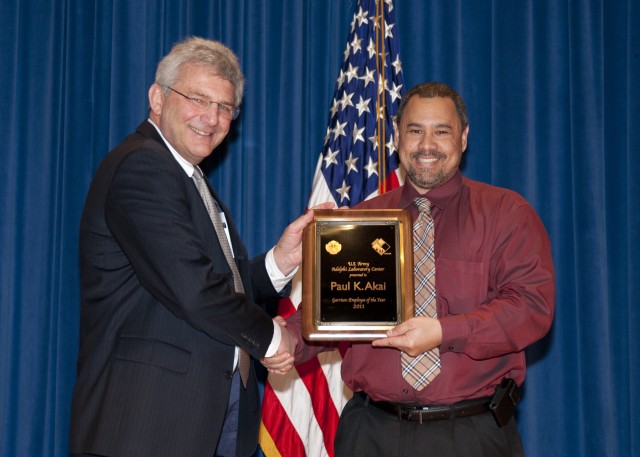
[301, 209, 414, 341]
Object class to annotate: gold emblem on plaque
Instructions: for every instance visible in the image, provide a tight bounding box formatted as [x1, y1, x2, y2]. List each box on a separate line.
[325, 240, 342, 255]
[371, 238, 391, 256]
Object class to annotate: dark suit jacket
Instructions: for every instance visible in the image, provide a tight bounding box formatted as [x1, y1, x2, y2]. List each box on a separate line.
[70, 120, 282, 457]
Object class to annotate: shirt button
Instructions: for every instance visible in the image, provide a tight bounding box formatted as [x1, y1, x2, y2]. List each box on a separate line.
[402, 388, 408, 395]
[449, 346, 454, 351]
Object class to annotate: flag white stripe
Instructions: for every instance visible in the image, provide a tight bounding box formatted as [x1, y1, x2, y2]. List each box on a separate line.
[269, 367, 330, 457]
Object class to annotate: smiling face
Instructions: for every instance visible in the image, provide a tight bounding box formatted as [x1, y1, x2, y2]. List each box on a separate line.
[394, 96, 469, 193]
[148, 62, 236, 165]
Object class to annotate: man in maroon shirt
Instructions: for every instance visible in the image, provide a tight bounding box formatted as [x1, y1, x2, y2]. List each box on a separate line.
[265, 82, 555, 457]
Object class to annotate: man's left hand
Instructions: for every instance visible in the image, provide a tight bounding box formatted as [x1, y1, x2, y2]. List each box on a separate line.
[272, 202, 335, 276]
[371, 316, 443, 356]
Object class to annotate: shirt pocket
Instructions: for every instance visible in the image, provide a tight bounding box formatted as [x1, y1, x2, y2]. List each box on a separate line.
[437, 258, 487, 314]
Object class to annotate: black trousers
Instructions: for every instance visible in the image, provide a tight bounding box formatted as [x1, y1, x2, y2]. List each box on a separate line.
[334, 393, 524, 457]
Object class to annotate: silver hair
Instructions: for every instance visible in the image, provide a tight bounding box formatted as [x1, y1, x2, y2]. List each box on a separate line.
[154, 36, 245, 106]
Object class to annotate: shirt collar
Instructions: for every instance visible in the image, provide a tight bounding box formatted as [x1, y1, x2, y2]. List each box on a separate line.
[147, 118, 197, 178]
[399, 170, 463, 210]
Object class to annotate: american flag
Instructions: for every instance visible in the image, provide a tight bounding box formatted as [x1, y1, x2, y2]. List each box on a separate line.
[259, 1, 404, 455]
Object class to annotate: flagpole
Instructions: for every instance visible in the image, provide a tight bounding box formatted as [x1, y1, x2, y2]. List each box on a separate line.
[376, 0, 388, 194]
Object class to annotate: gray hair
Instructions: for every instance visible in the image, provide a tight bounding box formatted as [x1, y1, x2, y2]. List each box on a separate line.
[396, 82, 468, 129]
[155, 36, 245, 106]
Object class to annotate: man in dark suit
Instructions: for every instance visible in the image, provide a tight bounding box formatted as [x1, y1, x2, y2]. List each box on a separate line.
[70, 36, 325, 457]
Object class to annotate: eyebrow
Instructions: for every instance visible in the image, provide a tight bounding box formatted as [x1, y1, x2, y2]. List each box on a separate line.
[405, 122, 454, 130]
[188, 89, 234, 106]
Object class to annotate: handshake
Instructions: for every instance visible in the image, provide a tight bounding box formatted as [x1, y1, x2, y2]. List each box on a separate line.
[260, 316, 298, 375]
[259, 314, 444, 375]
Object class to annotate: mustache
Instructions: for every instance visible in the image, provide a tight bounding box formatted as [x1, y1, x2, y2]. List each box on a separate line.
[409, 150, 446, 160]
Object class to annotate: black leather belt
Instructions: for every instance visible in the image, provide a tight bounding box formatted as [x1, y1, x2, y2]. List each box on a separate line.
[357, 392, 491, 424]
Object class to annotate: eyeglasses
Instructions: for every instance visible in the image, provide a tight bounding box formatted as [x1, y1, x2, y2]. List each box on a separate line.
[165, 86, 240, 120]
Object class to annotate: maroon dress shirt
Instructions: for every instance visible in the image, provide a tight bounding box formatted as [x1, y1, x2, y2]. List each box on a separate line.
[288, 171, 555, 405]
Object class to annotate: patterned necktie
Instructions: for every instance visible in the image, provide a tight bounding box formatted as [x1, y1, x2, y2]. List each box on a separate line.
[401, 197, 441, 391]
[192, 167, 251, 387]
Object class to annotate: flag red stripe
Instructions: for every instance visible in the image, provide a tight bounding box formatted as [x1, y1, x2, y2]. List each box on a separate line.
[261, 382, 307, 456]
[277, 296, 297, 319]
[297, 358, 341, 457]
[276, 296, 342, 456]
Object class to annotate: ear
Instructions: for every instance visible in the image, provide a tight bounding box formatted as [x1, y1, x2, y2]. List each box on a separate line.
[461, 124, 470, 153]
[148, 83, 164, 117]
[393, 120, 400, 149]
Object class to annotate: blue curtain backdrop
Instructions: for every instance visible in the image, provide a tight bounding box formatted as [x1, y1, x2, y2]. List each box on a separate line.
[1, 1, 638, 456]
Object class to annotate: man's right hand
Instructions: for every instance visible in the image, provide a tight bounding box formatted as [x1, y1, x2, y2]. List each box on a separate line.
[261, 317, 297, 374]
